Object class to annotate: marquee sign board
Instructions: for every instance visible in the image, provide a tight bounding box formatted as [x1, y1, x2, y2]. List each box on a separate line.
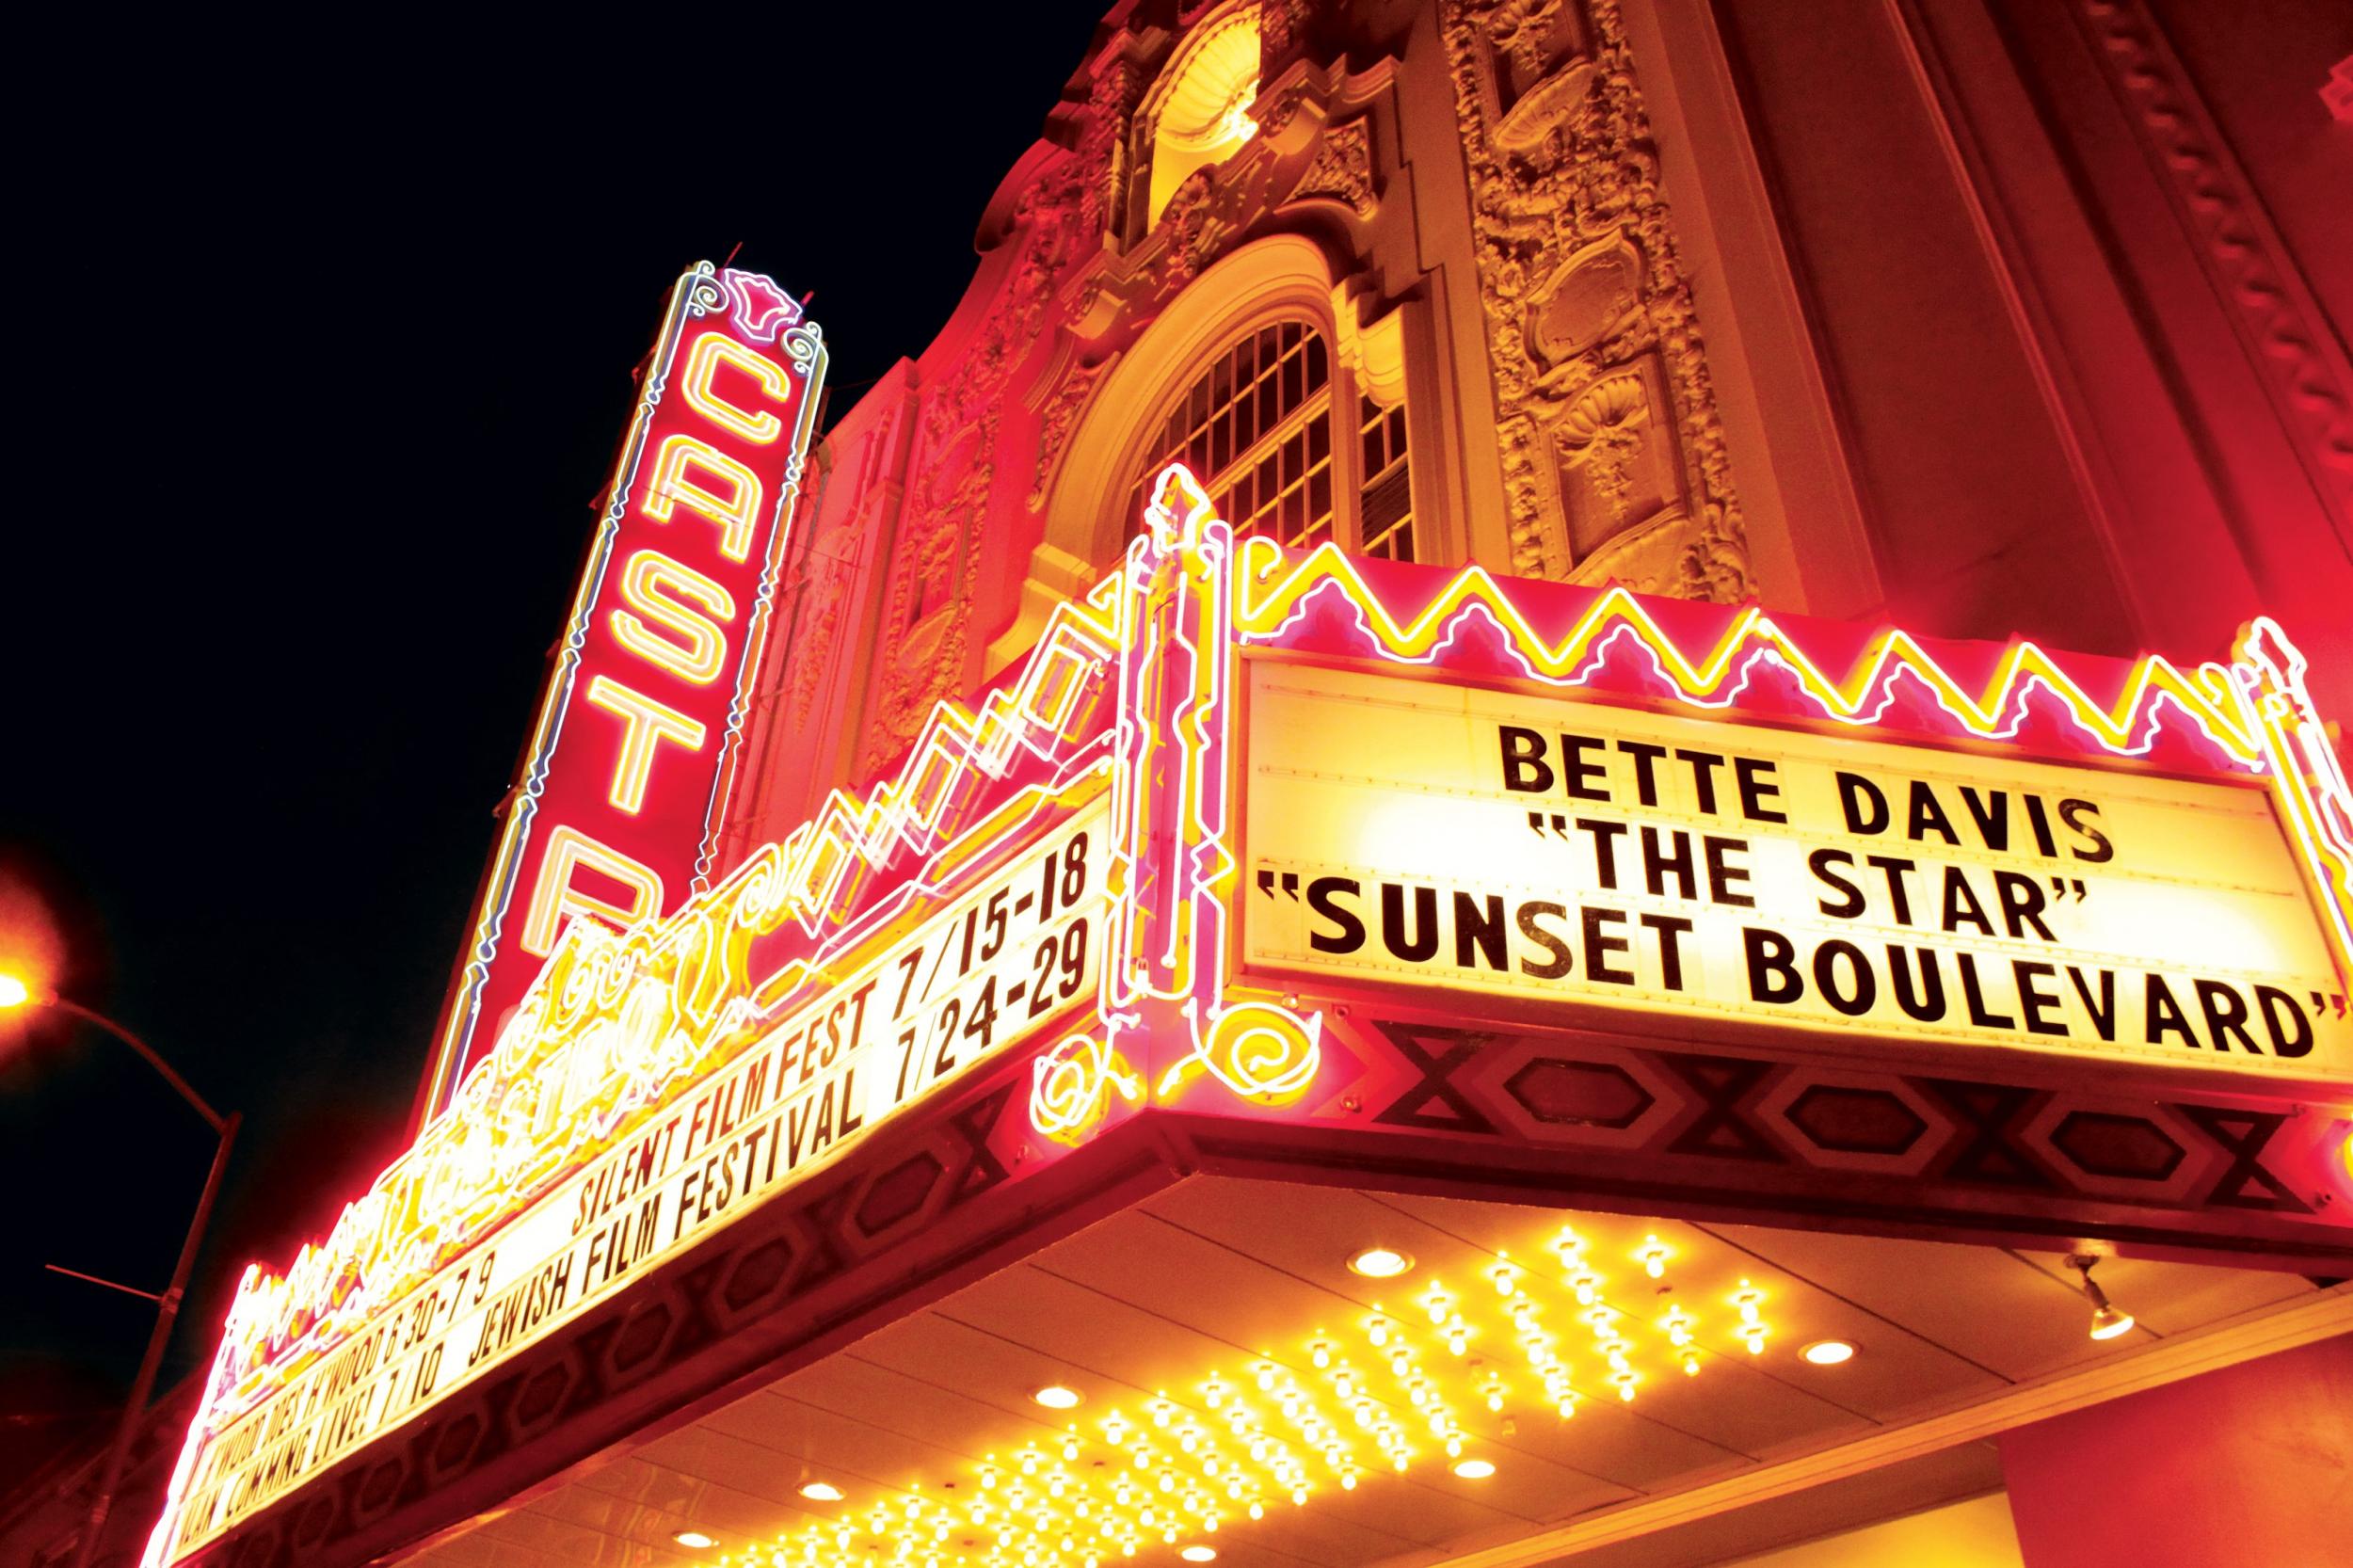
[161, 805, 1109, 1558]
[420, 264, 827, 1122]
[1242, 662, 2346, 1076]
[146, 460, 2353, 1568]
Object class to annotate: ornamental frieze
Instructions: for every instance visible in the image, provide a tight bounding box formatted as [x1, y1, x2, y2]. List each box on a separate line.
[1441, 0, 1750, 600]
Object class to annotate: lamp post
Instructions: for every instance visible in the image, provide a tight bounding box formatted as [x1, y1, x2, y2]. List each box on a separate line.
[1, 975, 239, 1568]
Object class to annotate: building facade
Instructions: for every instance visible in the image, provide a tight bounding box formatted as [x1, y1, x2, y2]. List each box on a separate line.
[714, 0, 2352, 854]
[85, 5, 2353, 1568]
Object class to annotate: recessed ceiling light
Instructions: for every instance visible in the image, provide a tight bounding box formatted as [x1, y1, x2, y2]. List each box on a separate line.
[1348, 1246, 1414, 1279]
[1801, 1339, 1857, 1366]
[673, 1530, 717, 1549]
[1451, 1457, 1496, 1480]
[1181, 1547, 1219, 1562]
[799, 1481, 845, 1502]
[1033, 1384, 1083, 1410]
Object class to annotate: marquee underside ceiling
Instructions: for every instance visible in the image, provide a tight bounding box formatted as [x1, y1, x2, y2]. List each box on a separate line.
[400, 1176, 2331, 1568]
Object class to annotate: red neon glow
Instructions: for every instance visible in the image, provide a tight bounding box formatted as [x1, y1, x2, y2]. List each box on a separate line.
[420, 264, 825, 1121]
[148, 461, 2352, 1568]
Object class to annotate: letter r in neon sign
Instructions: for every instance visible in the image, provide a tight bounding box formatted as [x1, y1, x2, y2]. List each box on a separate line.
[521, 824, 663, 956]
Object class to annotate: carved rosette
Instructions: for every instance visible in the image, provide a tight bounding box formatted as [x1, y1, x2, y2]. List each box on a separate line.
[1440, 0, 1749, 600]
[1288, 117, 1375, 213]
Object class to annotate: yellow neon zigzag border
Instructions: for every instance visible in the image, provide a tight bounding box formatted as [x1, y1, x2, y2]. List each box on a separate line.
[1234, 539, 2261, 763]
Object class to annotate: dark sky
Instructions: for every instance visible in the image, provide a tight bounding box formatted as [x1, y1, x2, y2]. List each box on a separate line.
[0, 8, 1115, 1476]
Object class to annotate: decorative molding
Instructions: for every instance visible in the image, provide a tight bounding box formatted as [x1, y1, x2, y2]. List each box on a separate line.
[857, 156, 1091, 777]
[1287, 116, 1375, 213]
[2072, 0, 2353, 552]
[1438, 0, 1750, 599]
[1281, 1011, 2353, 1260]
[1333, 291, 1410, 408]
[1029, 355, 1113, 509]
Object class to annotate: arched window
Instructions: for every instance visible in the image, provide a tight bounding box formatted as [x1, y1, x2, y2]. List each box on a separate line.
[1127, 317, 1417, 561]
[1128, 319, 1333, 547]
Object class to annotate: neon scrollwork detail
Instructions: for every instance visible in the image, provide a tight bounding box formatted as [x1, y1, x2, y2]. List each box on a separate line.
[1030, 1034, 1144, 1143]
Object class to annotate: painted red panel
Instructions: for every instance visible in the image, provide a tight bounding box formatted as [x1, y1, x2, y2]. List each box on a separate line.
[1998, 1332, 2353, 1566]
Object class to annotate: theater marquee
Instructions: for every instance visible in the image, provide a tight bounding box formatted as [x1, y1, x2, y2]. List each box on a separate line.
[146, 454, 2353, 1567]
[1243, 663, 2345, 1073]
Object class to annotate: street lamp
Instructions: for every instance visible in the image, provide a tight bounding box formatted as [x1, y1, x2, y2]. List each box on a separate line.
[1, 973, 240, 1568]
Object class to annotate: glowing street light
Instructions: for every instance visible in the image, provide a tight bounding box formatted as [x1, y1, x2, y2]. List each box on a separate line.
[3, 968, 240, 1568]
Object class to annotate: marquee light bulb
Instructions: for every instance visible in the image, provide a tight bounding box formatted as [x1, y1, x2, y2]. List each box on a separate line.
[799, 1482, 844, 1502]
[673, 1530, 717, 1549]
[1801, 1339, 1857, 1367]
[1636, 1237, 1671, 1279]
[1451, 1458, 1496, 1480]
[1034, 1385, 1083, 1410]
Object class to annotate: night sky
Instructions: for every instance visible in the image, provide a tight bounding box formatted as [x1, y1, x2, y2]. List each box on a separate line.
[0, 8, 1116, 1482]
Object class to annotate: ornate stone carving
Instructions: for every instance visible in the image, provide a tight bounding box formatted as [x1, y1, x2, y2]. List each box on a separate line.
[1258, 0, 1312, 65]
[1554, 358, 1686, 557]
[1083, 54, 1146, 240]
[776, 524, 853, 734]
[1439, 0, 1749, 600]
[1287, 116, 1374, 213]
[858, 158, 1090, 776]
[2073, 0, 2353, 551]
[861, 414, 997, 777]
[1030, 356, 1111, 508]
[1145, 164, 1235, 292]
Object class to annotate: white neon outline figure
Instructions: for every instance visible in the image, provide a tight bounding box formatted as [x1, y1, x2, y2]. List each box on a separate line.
[720, 266, 804, 342]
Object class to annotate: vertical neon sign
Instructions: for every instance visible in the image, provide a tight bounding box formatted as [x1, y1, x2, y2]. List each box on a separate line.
[419, 264, 826, 1121]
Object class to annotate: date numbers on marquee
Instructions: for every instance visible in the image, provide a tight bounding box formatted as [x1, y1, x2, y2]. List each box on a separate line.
[882, 832, 1096, 1104]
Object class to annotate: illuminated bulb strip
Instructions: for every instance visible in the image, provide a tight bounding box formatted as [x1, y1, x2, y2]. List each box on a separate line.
[1730, 1280, 1770, 1355]
[1584, 1304, 1640, 1403]
[1494, 1257, 1579, 1418]
[1258, 1361, 1360, 1491]
[757, 1402, 1294, 1568]
[1555, 1234, 1641, 1407]
[1360, 1297, 1470, 1457]
[1660, 1305, 1702, 1378]
[747, 1231, 1801, 1568]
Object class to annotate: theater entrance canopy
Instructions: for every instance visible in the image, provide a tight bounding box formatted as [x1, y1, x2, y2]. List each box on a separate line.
[148, 442, 2353, 1566]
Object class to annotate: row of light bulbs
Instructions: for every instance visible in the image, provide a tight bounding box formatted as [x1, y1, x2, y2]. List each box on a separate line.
[700, 1229, 1797, 1568]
